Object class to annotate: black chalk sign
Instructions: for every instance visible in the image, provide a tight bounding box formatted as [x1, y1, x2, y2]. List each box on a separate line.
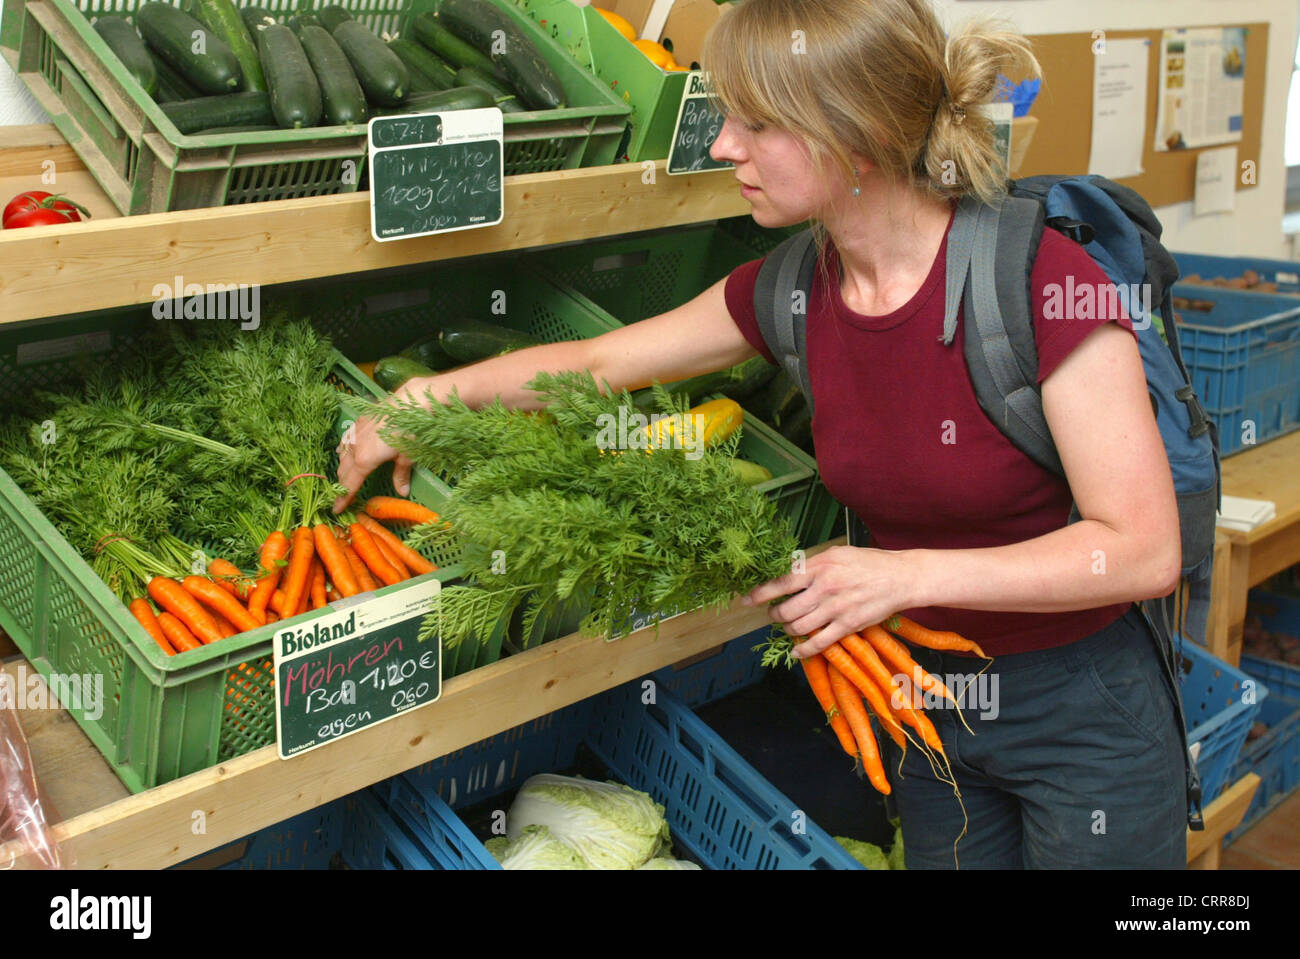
[667, 71, 732, 175]
[368, 108, 504, 242]
[274, 579, 442, 758]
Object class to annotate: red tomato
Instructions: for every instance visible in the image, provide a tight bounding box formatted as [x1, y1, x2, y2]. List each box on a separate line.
[4, 207, 79, 229]
[3, 191, 90, 228]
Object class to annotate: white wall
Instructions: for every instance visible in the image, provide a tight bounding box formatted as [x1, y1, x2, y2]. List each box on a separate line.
[0, 0, 50, 124]
[939, 0, 1300, 257]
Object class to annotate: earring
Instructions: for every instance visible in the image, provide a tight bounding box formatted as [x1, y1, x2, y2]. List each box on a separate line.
[852, 169, 861, 197]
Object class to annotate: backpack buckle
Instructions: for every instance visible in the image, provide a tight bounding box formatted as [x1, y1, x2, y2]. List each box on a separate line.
[1175, 385, 1213, 439]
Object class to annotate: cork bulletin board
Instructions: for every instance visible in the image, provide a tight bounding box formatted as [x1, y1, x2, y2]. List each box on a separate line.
[1014, 23, 1268, 209]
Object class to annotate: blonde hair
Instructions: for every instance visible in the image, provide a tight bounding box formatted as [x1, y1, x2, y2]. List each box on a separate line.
[702, 0, 1041, 207]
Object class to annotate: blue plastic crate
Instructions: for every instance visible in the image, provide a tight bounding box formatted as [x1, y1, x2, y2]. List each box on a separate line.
[1178, 639, 1265, 805]
[1245, 591, 1300, 677]
[369, 681, 859, 869]
[171, 800, 347, 870]
[1172, 284, 1300, 456]
[651, 626, 774, 709]
[1225, 663, 1300, 844]
[1174, 252, 1300, 294]
[342, 789, 498, 870]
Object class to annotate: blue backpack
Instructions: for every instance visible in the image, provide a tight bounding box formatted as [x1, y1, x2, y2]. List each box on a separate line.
[753, 175, 1221, 829]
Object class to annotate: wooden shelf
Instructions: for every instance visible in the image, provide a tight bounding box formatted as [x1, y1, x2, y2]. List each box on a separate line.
[0, 127, 750, 325]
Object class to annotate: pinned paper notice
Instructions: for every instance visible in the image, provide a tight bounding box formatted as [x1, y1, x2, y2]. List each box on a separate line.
[1194, 145, 1238, 216]
[1088, 38, 1148, 179]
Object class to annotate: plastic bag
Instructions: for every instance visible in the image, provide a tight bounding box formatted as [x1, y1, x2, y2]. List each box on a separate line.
[994, 75, 1041, 118]
[0, 700, 64, 869]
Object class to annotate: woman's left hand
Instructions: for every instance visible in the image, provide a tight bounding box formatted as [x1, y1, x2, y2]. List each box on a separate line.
[743, 546, 915, 658]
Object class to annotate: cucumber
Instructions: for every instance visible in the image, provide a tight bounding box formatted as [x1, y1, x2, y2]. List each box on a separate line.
[373, 355, 436, 392]
[160, 91, 275, 133]
[399, 333, 457, 371]
[316, 4, 353, 32]
[150, 51, 202, 101]
[746, 369, 804, 426]
[717, 356, 780, 402]
[436, 0, 564, 109]
[183, 0, 265, 92]
[410, 13, 505, 81]
[438, 316, 541, 363]
[331, 20, 408, 106]
[93, 16, 158, 97]
[777, 400, 813, 454]
[388, 37, 455, 92]
[298, 25, 368, 125]
[258, 24, 323, 128]
[377, 85, 494, 115]
[136, 2, 244, 94]
[191, 124, 280, 134]
[454, 64, 526, 112]
[239, 6, 276, 35]
[288, 12, 323, 33]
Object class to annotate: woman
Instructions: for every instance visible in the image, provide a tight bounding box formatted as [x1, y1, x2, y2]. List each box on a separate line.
[336, 0, 1188, 868]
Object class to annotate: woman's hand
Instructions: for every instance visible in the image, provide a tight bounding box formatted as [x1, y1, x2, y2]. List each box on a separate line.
[743, 546, 915, 658]
[333, 404, 414, 514]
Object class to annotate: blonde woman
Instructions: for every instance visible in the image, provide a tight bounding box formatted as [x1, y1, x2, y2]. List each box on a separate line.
[337, 0, 1189, 868]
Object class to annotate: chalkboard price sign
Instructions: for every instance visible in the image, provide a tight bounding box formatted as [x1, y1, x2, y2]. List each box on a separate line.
[667, 72, 733, 175]
[368, 107, 504, 242]
[274, 579, 442, 759]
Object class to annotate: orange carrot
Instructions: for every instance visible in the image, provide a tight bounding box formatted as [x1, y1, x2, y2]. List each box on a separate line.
[362, 496, 440, 526]
[248, 530, 290, 625]
[280, 527, 316, 616]
[801, 653, 857, 758]
[208, 558, 251, 601]
[182, 576, 262, 635]
[310, 559, 327, 609]
[129, 597, 174, 655]
[373, 534, 410, 579]
[265, 610, 279, 624]
[313, 524, 360, 598]
[327, 586, 343, 603]
[357, 513, 436, 575]
[338, 533, 380, 591]
[842, 632, 924, 726]
[211, 611, 238, 639]
[827, 662, 890, 795]
[349, 523, 403, 586]
[864, 624, 956, 707]
[886, 614, 989, 659]
[271, 588, 288, 616]
[821, 642, 908, 749]
[157, 612, 202, 653]
[148, 576, 222, 645]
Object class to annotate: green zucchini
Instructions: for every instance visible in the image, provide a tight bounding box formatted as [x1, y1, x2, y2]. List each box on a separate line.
[150, 52, 202, 101]
[316, 4, 353, 32]
[377, 84, 493, 115]
[399, 333, 457, 371]
[777, 400, 813, 454]
[288, 12, 323, 33]
[93, 16, 158, 97]
[160, 91, 275, 133]
[410, 13, 505, 81]
[388, 37, 455, 92]
[717, 355, 780, 402]
[257, 24, 323, 128]
[436, 0, 564, 109]
[183, 0, 265, 92]
[373, 355, 436, 392]
[438, 316, 541, 363]
[298, 24, 367, 125]
[136, 2, 244, 94]
[331, 19, 408, 106]
[746, 369, 804, 427]
[239, 6, 276, 35]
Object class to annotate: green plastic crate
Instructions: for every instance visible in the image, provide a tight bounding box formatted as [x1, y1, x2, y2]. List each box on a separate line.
[0, 306, 501, 793]
[0, 0, 631, 215]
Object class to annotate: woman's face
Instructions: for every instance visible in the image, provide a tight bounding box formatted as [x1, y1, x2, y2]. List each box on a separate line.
[709, 117, 844, 227]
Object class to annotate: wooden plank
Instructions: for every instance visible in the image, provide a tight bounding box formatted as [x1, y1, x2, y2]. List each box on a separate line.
[0, 123, 87, 178]
[1221, 430, 1300, 546]
[0, 168, 121, 224]
[1187, 772, 1261, 864]
[1208, 531, 1233, 664]
[0, 162, 750, 324]
[0, 553, 806, 869]
[1246, 524, 1300, 587]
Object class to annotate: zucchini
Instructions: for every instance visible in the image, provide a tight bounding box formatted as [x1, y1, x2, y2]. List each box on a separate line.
[377, 84, 493, 115]
[136, 2, 244, 95]
[150, 52, 202, 101]
[160, 91, 275, 133]
[777, 400, 813, 454]
[438, 316, 540, 363]
[373, 355, 436, 392]
[288, 12, 323, 33]
[388, 37, 455, 92]
[316, 4, 353, 32]
[410, 13, 505, 81]
[436, 0, 564, 109]
[93, 16, 158, 97]
[239, 6, 276, 35]
[331, 20, 409, 106]
[631, 368, 736, 411]
[746, 369, 804, 427]
[257, 24, 323, 128]
[183, 0, 266, 92]
[399, 333, 457, 371]
[298, 24, 368, 125]
[717, 356, 780, 402]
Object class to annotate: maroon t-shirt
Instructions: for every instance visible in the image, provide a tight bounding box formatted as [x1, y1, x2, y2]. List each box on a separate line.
[725, 212, 1136, 656]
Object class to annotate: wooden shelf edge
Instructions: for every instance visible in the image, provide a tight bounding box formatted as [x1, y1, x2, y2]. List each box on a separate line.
[0, 161, 750, 324]
[1187, 772, 1261, 864]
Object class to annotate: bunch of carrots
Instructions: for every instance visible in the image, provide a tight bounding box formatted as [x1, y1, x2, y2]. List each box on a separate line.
[788, 615, 989, 796]
[126, 497, 442, 657]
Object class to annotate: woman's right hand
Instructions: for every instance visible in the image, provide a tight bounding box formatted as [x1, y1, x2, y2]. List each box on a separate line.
[333, 400, 415, 514]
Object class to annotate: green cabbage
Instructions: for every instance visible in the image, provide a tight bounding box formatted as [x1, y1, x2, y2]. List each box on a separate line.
[636, 856, 701, 870]
[507, 774, 671, 870]
[485, 825, 588, 870]
[835, 836, 890, 870]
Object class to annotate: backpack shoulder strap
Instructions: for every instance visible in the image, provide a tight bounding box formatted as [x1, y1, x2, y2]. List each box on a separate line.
[754, 229, 819, 414]
[956, 195, 1064, 478]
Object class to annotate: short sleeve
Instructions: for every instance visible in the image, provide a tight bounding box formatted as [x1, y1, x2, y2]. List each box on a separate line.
[1031, 229, 1137, 385]
[723, 257, 777, 364]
